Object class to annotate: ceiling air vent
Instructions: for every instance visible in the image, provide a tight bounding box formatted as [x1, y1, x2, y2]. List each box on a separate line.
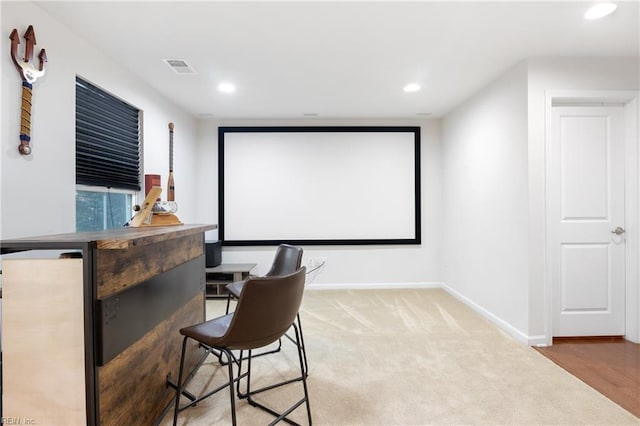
[163, 59, 196, 75]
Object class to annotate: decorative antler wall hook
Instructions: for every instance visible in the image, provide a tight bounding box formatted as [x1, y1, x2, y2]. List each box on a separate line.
[9, 25, 47, 155]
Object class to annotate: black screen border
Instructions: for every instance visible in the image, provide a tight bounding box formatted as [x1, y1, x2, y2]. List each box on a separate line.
[218, 126, 421, 246]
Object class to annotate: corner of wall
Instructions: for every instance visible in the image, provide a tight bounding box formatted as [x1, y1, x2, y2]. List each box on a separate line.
[440, 282, 531, 345]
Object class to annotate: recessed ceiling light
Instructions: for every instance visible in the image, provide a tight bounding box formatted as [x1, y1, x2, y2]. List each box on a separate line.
[584, 2, 617, 20]
[217, 82, 236, 93]
[303, 113, 319, 117]
[403, 83, 421, 93]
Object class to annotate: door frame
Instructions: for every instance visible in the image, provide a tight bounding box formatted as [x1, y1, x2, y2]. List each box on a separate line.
[544, 90, 639, 345]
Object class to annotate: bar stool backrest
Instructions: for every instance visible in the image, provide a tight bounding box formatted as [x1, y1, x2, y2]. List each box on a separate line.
[223, 267, 306, 350]
[264, 244, 303, 277]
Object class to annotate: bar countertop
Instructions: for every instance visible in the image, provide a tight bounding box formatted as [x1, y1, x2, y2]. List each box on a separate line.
[0, 224, 217, 252]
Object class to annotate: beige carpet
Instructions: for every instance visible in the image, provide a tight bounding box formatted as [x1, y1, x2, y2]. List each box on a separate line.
[163, 289, 639, 425]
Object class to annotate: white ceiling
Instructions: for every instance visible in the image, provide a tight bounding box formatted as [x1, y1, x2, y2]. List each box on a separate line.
[35, 1, 639, 119]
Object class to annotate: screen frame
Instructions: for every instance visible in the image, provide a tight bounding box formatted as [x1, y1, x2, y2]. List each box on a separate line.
[218, 126, 421, 246]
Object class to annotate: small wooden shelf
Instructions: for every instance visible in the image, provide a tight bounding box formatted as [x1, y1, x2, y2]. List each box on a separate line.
[205, 263, 256, 299]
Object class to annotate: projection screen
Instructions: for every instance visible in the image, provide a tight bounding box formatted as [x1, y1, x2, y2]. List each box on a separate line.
[218, 126, 421, 246]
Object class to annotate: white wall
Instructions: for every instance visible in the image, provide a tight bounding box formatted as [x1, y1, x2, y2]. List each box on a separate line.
[195, 118, 442, 285]
[441, 62, 530, 338]
[440, 57, 639, 344]
[1, 2, 442, 288]
[4, 3, 637, 345]
[526, 57, 640, 343]
[1, 2, 200, 240]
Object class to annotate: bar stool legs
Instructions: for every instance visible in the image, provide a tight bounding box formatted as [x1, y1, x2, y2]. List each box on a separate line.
[173, 325, 311, 425]
[236, 324, 312, 426]
[172, 338, 238, 426]
[172, 269, 311, 425]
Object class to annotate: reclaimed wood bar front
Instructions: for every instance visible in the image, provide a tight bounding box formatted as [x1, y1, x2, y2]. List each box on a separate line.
[1, 224, 216, 425]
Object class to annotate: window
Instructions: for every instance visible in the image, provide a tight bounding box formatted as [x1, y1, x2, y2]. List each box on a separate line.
[75, 77, 141, 231]
[76, 188, 133, 232]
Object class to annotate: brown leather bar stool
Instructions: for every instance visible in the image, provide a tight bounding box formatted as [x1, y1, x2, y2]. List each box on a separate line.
[225, 244, 303, 311]
[173, 267, 311, 426]
[225, 244, 309, 375]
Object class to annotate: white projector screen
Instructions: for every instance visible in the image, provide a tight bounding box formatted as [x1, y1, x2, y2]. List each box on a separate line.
[219, 126, 421, 245]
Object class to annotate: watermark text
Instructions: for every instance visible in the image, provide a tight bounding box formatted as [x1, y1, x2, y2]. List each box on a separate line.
[1, 417, 35, 425]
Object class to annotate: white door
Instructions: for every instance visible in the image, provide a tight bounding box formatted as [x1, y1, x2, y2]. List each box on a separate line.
[550, 105, 626, 336]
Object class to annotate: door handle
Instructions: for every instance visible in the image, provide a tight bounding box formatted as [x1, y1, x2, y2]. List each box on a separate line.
[611, 226, 626, 235]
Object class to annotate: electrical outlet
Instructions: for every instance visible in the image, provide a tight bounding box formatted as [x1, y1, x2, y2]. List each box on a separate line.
[307, 257, 327, 270]
[307, 257, 327, 269]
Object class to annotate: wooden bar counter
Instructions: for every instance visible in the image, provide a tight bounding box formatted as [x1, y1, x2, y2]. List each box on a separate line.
[1, 224, 216, 425]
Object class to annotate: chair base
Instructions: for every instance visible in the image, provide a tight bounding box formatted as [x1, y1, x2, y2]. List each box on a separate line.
[236, 324, 312, 426]
[217, 339, 283, 366]
[166, 344, 213, 405]
[172, 325, 312, 425]
[173, 341, 240, 425]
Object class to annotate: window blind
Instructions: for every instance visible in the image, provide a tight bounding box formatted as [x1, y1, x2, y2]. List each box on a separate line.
[76, 77, 141, 190]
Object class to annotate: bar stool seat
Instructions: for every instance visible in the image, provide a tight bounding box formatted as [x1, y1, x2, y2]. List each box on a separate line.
[183, 313, 233, 346]
[225, 281, 244, 299]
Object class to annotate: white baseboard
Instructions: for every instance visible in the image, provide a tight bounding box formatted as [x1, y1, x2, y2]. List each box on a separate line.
[527, 335, 551, 347]
[305, 281, 545, 345]
[624, 333, 640, 344]
[438, 283, 531, 345]
[306, 282, 443, 291]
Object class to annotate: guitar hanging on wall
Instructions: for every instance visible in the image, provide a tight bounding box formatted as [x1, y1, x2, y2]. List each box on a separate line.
[167, 122, 176, 202]
[127, 122, 182, 227]
[9, 25, 47, 156]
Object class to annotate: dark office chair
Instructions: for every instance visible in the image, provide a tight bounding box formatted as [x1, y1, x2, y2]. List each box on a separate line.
[225, 244, 303, 311]
[172, 268, 311, 426]
[225, 244, 309, 375]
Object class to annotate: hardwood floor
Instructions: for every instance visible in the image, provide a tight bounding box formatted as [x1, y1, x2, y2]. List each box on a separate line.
[535, 337, 639, 418]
